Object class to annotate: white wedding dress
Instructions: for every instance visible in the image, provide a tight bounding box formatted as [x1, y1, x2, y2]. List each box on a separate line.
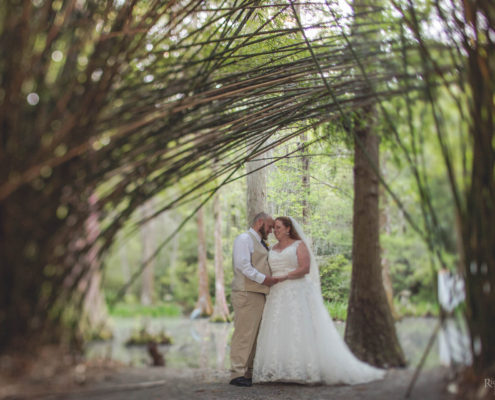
[253, 238, 386, 385]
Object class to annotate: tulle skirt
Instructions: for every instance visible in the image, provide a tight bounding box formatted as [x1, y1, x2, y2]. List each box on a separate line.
[253, 277, 386, 385]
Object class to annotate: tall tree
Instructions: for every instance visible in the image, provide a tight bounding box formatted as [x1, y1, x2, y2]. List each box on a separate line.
[0, 0, 463, 359]
[393, 0, 495, 379]
[246, 151, 267, 225]
[458, 0, 495, 376]
[344, 0, 405, 367]
[211, 191, 230, 322]
[194, 206, 213, 316]
[300, 133, 311, 227]
[79, 193, 108, 337]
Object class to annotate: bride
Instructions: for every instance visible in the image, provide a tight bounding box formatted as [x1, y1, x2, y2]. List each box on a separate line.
[253, 216, 386, 385]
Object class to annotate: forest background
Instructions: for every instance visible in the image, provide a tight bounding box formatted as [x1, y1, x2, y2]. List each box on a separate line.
[1, 0, 493, 393]
[105, 132, 445, 323]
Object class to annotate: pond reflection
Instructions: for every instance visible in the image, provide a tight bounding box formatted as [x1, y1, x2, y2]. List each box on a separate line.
[85, 316, 470, 370]
[86, 317, 232, 369]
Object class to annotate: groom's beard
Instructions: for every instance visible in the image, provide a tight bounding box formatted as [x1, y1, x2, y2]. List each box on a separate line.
[259, 226, 268, 240]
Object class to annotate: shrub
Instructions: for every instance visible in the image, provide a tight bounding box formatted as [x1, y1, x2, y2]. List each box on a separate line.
[319, 254, 352, 304]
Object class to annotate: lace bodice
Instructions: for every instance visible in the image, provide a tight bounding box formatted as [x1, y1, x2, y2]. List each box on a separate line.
[268, 240, 301, 277]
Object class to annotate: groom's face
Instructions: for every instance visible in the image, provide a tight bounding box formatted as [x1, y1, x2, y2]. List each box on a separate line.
[259, 218, 274, 240]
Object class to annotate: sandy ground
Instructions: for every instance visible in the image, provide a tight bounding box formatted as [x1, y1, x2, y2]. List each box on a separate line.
[1, 364, 458, 400]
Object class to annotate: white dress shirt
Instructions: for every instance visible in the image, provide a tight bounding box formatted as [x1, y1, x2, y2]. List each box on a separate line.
[232, 228, 266, 284]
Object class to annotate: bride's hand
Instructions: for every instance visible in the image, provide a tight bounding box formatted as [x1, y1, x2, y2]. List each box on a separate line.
[277, 275, 289, 282]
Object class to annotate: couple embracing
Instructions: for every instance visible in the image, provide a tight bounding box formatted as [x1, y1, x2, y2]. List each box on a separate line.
[229, 212, 385, 387]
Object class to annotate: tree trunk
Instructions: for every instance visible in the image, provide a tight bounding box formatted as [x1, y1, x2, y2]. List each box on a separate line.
[195, 206, 213, 316]
[300, 133, 311, 227]
[345, 107, 406, 367]
[79, 193, 109, 338]
[211, 192, 230, 322]
[461, 4, 495, 375]
[0, 161, 99, 352]
[246, 150, 267, 226]
[344, 0, 405, 368]
[140, 200, 155, 306]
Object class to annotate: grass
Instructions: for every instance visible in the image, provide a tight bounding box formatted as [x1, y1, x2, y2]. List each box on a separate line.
[394, 300, 439, 318]
[108, 299, 438, 320]
[109, 302, 183, 317]
[325, 301, 348, 321]
[125, 328, 173, 346]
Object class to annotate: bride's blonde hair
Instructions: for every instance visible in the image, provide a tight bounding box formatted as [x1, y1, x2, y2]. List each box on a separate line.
[276, 217, 302, 240]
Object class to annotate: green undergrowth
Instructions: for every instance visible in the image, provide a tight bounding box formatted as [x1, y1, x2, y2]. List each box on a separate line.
[325, 301, 348, 321]
[109, 302, 182, 318]
[394, 300, 439, 318]
[125, 328, 173, 346]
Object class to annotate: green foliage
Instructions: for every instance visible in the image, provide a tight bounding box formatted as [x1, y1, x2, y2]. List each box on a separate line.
[110, 302, 182, 318]
[168, 260, 200, 312]
[325, 301, 348, 321]
[381, 233, 435, 301]
[125, 328, 172, 346]
[99, 85, 467, 322]
[102, 174, 247, 314]
[86, 327, 113, 342]
[394, 299, 439, 318]
[267, 132, 354, 256]
[319, 254, 352, 304]
[101, 127, 448, 320]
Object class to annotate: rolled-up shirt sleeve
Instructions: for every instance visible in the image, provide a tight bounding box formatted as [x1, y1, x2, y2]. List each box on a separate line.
[233, 233, 266, 284]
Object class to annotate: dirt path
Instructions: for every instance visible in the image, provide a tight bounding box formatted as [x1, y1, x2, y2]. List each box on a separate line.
[9, 365, 455, 400]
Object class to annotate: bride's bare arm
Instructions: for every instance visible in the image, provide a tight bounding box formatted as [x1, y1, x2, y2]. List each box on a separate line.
[286, 242, 310, 279]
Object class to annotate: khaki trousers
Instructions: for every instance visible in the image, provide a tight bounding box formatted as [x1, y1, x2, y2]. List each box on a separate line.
[229, 290, 266, 379]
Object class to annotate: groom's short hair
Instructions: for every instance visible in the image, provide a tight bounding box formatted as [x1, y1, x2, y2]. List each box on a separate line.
[251, 212, 269, 227]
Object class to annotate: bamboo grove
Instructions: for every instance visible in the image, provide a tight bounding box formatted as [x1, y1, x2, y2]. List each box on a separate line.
[0, 0, 494, 378]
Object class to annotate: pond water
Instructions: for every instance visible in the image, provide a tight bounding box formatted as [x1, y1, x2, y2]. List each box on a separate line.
[86, 316, 471, 370]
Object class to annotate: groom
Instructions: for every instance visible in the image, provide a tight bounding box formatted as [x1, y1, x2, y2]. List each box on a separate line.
[229, 212, 279, 387]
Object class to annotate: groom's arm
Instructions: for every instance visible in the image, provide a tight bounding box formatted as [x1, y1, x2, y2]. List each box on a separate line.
[233, 234, 278, 286]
